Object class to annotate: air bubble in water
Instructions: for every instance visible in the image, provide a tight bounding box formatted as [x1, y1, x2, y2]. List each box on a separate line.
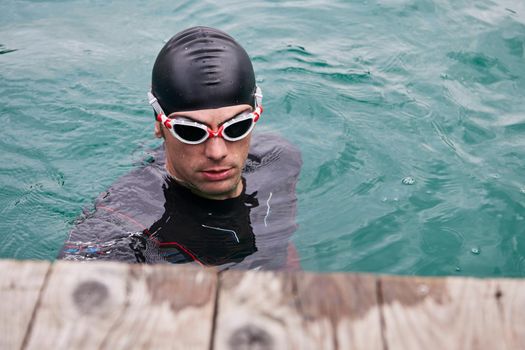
[402, 176, 415, 185]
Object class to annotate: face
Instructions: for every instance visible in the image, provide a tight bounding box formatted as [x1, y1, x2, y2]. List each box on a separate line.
[155, 104, 253, 200]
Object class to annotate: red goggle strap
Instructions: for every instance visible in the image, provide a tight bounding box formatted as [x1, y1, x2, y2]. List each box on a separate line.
[156, 113, 172, 129]
[253, 106, 263, 122]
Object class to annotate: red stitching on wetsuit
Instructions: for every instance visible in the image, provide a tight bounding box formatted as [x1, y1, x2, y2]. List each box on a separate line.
[97, 205, 147, 231]
[159, 241, 205, 266]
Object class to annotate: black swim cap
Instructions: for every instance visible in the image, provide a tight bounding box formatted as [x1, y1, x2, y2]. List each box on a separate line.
[152, 26, 256, 114]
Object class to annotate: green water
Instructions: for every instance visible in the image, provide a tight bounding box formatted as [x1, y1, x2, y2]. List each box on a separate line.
[1, 0, 524, 276]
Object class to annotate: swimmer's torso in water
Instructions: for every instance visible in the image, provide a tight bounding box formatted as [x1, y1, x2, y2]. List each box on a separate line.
[59, 133, 302, 270]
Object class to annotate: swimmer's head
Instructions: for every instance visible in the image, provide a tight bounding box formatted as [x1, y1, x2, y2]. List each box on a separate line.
[151, 26, 256, 115]
[150, 27, 259, 200]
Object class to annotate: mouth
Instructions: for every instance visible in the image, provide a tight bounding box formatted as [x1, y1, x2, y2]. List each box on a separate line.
[200, 167, 234, 181]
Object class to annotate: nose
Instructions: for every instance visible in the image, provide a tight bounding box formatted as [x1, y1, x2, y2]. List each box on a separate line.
[204, 136, 228, 161]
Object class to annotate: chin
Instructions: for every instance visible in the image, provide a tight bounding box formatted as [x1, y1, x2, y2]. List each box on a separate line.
[197, 180, 241, 199]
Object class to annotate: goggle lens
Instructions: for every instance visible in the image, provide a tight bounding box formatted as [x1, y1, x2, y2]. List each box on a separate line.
[173, 124, 208, 143]
[223, 118, 254, 139]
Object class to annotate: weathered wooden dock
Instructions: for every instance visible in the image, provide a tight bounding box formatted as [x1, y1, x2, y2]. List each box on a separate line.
[2, 259, 524, 349]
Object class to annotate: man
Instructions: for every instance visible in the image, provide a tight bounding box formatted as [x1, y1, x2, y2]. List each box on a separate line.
[59, 27, 302, 269]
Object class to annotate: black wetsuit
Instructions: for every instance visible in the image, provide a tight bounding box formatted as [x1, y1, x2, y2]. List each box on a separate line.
[59, 133, 301, 270]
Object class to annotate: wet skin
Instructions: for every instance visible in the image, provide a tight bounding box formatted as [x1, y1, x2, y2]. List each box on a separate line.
[155, 104, 253, 200]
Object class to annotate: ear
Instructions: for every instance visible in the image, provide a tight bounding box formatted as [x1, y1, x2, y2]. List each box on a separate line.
[154, 121, 164, 139]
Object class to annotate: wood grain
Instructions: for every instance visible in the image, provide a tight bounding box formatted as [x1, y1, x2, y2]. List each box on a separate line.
[25, 261, 218, 350]
[213, 270, 382, 350]
[0, 259, 50, 350]
[380, 275, 525, 350]
[5, 259, 525, 350]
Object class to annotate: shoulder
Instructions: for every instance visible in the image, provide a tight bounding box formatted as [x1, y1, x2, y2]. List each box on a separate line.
[245, 132, 302, 176]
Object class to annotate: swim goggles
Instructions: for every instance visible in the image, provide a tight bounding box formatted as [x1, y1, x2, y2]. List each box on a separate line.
[147, 87, 263, 145]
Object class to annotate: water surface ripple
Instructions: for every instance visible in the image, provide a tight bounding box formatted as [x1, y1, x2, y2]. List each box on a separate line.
[1, 0, 524, 276]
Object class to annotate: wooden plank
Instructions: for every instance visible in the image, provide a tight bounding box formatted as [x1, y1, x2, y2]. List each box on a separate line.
[380, 276, 525, 350]
[0, 259, 50, 350]
[25, 261, 217, 350]
[213, 270, 382, 350]
[5, 258, 525, 350]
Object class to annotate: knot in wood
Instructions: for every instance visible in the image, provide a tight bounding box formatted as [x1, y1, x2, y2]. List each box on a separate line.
[73, 280, 109, 314]
[228, 324, 274, 350]
[495, 289, 503, 299]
